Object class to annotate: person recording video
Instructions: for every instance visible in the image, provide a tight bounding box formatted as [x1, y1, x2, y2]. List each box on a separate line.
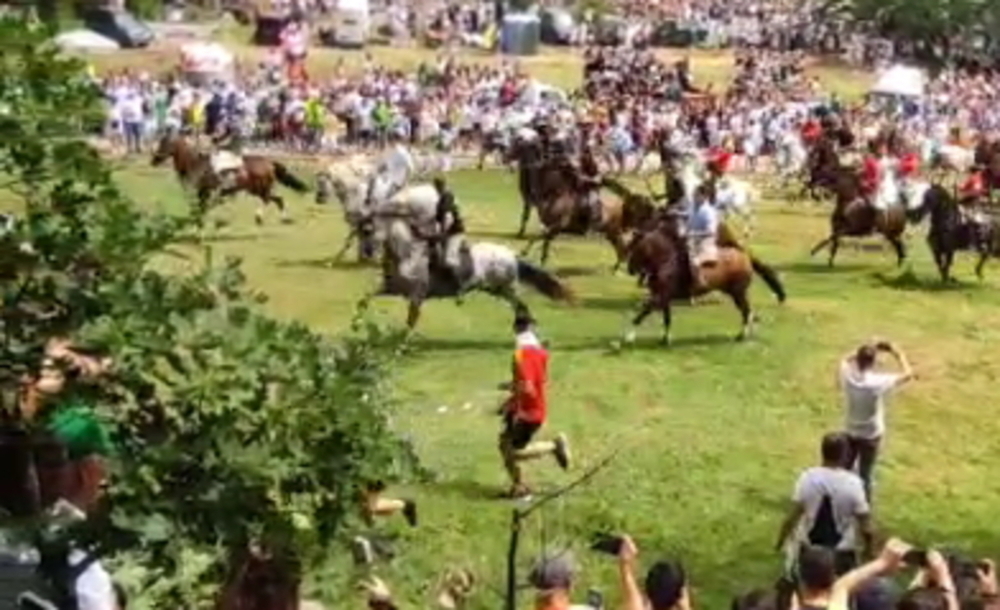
[838, 339, 915, 503]
[614, 535, 691, 610]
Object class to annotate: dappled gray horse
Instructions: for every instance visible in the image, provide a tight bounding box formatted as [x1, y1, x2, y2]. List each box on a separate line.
[375, 217, 575, 328]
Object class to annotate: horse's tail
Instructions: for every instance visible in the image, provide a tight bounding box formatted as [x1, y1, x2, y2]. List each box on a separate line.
[749, 256, 786, 303]
[273, 162, 310, 193]
[515, 259, 575, 303]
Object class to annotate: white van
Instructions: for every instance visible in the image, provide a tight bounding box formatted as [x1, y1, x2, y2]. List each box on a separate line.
[332, 0, 369, 48]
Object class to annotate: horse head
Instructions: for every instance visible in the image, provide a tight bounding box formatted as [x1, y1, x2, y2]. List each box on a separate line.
[151, 129, 184, 167]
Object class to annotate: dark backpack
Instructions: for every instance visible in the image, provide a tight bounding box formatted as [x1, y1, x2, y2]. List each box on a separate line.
[807, 494, 842, 548]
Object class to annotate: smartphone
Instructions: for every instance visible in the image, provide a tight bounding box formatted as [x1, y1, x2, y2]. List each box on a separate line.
[586, 588, 604, 610]
[589, 533, 624, 556]
[903, 549, 928, 567]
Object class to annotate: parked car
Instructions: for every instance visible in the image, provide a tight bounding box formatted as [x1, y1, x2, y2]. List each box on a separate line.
[82, 8, 154, 48]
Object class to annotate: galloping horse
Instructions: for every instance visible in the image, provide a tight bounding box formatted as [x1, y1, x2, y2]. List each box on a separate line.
[151, 131, 309, 224]
[509, 138, 642, 267]
[376, 216, 575, 328]
[805, 138, 857, 201]
[656, 139, 703, 209]
[808, 175, 909, 267]
[913, 184, 1000, 281]
[976, 137, 1000, 198]
[315, 160, 438, 262]
[619, 212, 786, 346]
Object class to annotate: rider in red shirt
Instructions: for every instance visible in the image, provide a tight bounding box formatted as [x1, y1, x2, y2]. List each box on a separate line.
[959, 166, 986, 204]
[707, 146, 733, 178]
[898, 151, 919, 180]
[801, 117, 822, 145]
[499, 312, 570, 497]
[860, 142, 883, 198]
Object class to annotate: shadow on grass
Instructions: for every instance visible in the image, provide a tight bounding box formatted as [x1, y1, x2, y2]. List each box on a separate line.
[175, 232, 263, 245]
[434, 477, 507, 502]
[468, 229, 526, 241]
[553, 265, 601, 278]
[273, 256, 373, 270]
[776, 260, 873, 274]
[870, 269, 980, 293]
[580, 295, 639, 311]
[413, 337, 513, 352]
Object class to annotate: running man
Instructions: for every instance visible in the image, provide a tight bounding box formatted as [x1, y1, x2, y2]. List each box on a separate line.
[498, 312, 571, 498]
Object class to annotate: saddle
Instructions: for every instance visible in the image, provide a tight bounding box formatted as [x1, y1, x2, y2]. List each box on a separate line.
[210, 150, 243, 175]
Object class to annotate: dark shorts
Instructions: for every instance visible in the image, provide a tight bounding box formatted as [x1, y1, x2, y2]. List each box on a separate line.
[503, 416, 542, 450]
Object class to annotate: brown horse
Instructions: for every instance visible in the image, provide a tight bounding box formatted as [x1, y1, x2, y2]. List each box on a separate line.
[618, 212, 785, 346]
[512, 139, 649, 267]
[805, 138, 860, 201]
[809, 196, 908, 267]
[976, 137, 1000, 198]
[150, 132, 309, 224]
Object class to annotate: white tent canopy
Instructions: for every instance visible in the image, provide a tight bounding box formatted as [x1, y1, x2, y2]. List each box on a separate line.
[869, 65, 927, 98]
[54, 30, 120, 52]
[179, 42, 235, 84]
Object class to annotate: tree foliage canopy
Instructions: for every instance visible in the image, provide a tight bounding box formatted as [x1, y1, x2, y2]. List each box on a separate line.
[0, 17, 421, 607]
[827, 0, 1000, 59]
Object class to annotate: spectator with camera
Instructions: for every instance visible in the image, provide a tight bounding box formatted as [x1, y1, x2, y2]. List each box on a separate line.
[616, 534, 691, 610]
[9, 339, 121, 610]
[775, 432, 873, 576]
[823, 539, 953, 610]
[838, 340, 915, 502]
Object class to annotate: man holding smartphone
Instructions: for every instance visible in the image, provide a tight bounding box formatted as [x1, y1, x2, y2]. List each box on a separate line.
[838, 339, 915, 502]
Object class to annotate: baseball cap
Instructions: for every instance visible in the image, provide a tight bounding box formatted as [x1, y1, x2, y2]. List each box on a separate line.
[645, 560, 686, 610]
[528, 550, 576, 592]
[46, 401, 114, 460]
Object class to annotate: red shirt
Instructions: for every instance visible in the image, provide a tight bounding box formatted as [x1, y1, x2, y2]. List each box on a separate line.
[802, 120, 822, 142]
[899, 153, 919, 177]
[708, 148, 732, 174]
[512, 338, 548, 424]
[861, 156, 880, 193]
[961, 172, 984, 197]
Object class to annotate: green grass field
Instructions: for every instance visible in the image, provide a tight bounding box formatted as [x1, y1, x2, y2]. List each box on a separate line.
[96, 161, 1000, 609]
[28, 43, 1000, 608]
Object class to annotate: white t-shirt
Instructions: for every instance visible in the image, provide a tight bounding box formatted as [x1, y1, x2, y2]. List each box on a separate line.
[840, 360, 901, 439]
[792, 466, 869, 551]
[71, 549, 117, 610]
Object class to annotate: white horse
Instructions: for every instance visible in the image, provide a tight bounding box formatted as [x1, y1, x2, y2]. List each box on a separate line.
[774, 130, 808, 187]
[376, 217, 574, 328]
[315, 162, 439, 261]
[662, 146, 704, 211]
[715, 176, 758, 238]
[933, 143, 976, 174]
[871, 162, 901, 212]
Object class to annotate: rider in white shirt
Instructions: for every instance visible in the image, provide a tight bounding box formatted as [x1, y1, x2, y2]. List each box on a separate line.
[686, 185, 721, 292]
[366, 135, 415, 210]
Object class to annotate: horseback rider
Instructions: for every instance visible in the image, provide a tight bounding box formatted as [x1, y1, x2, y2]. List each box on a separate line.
[365, 132, 415, 212]
[706, 145, 733, 181]
[428, 176, 467, 290]
[686, 183, 721, 293]
[577, 144, 603, 230]
[958, 165, 987, 224]
[860, 141, 883, 204]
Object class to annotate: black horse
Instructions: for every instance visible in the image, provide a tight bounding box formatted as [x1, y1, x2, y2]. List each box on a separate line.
[914, 184, 1000, 282]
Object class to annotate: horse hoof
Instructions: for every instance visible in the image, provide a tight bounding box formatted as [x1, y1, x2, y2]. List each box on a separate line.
[622, 330, 637, 345]
[660, 335, 672, 347]
[254, 216, 263, 226]
[281, 218, 294, 225]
